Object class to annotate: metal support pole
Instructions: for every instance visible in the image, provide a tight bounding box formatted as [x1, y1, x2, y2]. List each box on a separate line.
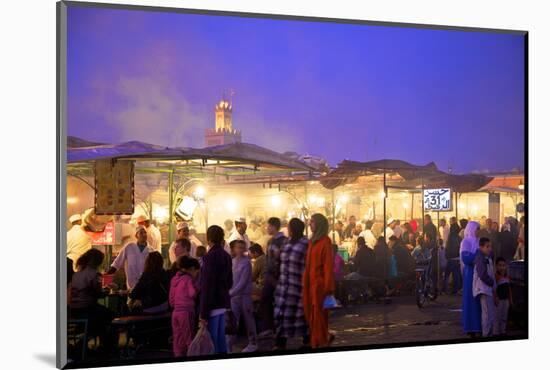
[455, 192, 458, 221]
[331, 189, 336, 243]
[204, 198, 209, 236]
[106, 245, 112, 268]
[411, 192, 414, 221]
[168, 170, 174, 245]
[436, 210, 440, 294]
[304, 182, 309, 237]
[383, 171, 387, 241]
[515, 193, 518, 220]
[421, 177, 425, 234]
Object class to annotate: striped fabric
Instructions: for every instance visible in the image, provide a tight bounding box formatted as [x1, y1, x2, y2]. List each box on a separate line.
[274, 237, 309, 338]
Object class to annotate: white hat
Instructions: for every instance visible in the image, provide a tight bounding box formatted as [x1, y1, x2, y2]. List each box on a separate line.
[387, 218, 395, 226]
[69, 214, 82, 223]
[176, 222, 189, 231]
[136, 215, 149, 223]
[135, 225, 147, 233]
[235, 216, 247, 224]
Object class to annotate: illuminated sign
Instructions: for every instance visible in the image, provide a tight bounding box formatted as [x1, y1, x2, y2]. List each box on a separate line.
[95, 159, 135, 215]
[423, 188, 452, 212]
[87, 221, 115, 245]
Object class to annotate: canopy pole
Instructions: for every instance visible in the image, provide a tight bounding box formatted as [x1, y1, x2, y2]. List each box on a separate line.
[331, 189, 336, 243]
[204, 195, 209, 237]
[304, 182, 309, 237]
[421, 177, 425, 234]
[410, 192, 414, 221]
[168, 170, 174, 246]
[455, 191, 458, 221]
[383, 171, 387, 241]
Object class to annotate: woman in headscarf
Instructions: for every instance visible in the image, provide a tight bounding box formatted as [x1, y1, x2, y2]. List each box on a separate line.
[274, 218, 310, 350]
[460, 221, 482, 336]
[302, 213, 335, 348]
[500, 222, 518, 262]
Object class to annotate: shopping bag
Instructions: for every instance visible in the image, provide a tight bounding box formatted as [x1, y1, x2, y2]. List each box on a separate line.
[187, 325, 215, 356]
[225, 310, 238, 335]
[323, 295, 339, 309]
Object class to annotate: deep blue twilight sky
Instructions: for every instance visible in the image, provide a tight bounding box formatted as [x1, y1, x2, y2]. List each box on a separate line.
[67, 6, 525, 173]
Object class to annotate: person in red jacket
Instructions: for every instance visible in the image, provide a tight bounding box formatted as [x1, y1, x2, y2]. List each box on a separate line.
[302, 213, 335, 348]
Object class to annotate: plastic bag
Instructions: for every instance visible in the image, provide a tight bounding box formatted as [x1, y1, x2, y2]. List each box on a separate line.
[188, 325, 215, 356]
[323, 295, 339, 309]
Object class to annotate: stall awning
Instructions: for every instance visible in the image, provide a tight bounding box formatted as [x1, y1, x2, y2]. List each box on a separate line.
[320, 159, 492, 193]
[67, 136, 318, 173]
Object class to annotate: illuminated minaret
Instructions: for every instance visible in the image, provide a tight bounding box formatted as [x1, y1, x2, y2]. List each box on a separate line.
[204, 96, 242, 147]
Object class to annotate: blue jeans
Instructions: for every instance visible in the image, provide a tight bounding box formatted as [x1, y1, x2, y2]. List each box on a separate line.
[207, 313, 227, 354]
[444, 259, 462, 293]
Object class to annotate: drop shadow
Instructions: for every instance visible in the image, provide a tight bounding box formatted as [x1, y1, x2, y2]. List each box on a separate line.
[34, 353, 56, 367]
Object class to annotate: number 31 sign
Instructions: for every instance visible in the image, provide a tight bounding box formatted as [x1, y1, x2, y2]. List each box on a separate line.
[423, 188, 452, 212]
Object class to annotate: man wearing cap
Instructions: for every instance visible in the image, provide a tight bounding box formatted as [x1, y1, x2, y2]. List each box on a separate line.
[247, 220, 263, 244]
[168, 222, 199, 262]
[385, 218, 396, 243]
[66, 214, 92, 268]
[359, 220, 377, 249]
[107, 226, 153, 290]
[136, 215, 162, 253]
[227, 217, 251, 252]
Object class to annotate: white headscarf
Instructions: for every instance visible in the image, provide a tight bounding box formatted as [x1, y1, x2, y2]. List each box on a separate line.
[460, 221, 480, 254]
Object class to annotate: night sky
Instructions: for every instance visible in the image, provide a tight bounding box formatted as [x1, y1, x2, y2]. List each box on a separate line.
[67, 6, 525, 173]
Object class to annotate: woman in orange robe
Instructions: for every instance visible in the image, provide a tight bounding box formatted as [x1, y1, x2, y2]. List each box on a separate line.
[302, 213, 335, 348]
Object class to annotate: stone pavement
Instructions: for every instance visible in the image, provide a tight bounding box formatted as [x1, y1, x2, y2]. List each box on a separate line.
[82, 294, 524, 364]
[236, 293, 525, 352]
[239, 294, 466, 352]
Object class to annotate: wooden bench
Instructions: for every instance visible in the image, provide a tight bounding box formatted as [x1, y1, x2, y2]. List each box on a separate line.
[112, 312, 172, 358]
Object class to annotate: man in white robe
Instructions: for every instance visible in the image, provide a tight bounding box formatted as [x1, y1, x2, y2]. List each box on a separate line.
[107, 226, 153, 290]
[66, 214, 92, 268]
[169, 222, 200, 262]
[136, 215, 162, 253]
[227, 217, 251, 252]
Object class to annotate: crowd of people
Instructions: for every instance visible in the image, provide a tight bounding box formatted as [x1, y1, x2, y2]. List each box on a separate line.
[66, 210, 525, 359]
[67, 214, 338, 358]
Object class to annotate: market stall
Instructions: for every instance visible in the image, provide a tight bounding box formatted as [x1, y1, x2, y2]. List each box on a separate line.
[66, 136, 321, 261]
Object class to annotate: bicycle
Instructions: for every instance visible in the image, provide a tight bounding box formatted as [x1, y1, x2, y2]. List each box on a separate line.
[414, 252, 438, 308]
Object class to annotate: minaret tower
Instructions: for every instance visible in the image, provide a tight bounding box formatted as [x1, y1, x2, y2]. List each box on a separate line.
[215, 99, 233, 131]
[204, 94, 242, 147]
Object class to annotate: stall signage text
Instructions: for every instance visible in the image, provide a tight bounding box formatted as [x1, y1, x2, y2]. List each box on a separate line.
[423, 188, 452, 212]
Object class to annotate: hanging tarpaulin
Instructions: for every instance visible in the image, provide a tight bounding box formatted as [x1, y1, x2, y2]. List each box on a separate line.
[94, 159, 135, 215]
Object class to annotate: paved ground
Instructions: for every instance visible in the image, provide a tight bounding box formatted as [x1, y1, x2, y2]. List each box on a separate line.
[238, 294, 467, 352]
[237, 293, 526, 352]
[71, 293, 526, 366]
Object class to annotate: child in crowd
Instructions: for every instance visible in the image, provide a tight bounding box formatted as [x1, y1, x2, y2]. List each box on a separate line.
[195, 245, 207, 266]
[333, 244, 345, 303]
[227, 240, 258, 353]
[333, 244, 345, 281]
[494, 257, 513, 336]
[473, 237, 496, 337]
[169, 256, 200, 357]
[169, 239, 191, 276]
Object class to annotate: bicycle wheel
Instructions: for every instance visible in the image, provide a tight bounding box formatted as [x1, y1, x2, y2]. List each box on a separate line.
[416, 275, 426, 308]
